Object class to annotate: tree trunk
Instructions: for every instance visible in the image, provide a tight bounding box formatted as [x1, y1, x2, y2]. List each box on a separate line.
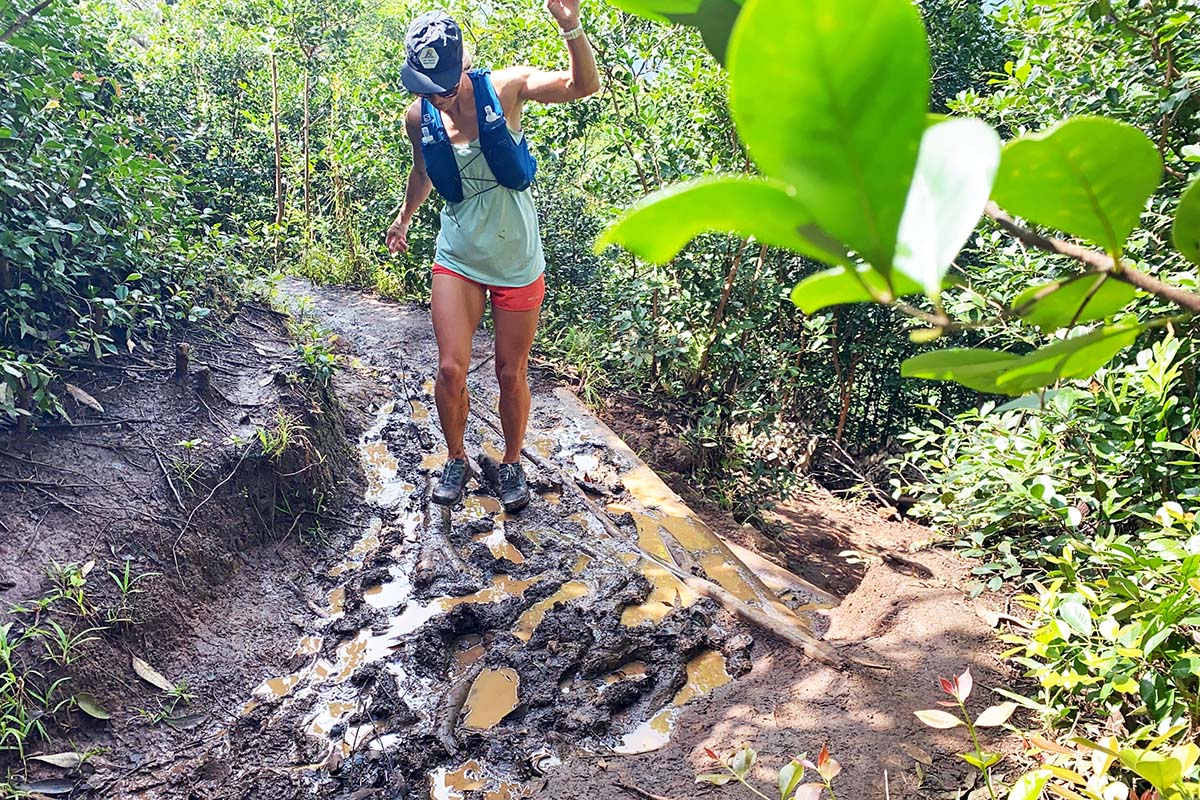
[271, 53, 284, 266]
[690, 240, 756, 390]
[302, 62, 311, 253]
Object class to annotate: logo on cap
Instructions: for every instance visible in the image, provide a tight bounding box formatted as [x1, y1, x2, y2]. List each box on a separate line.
[418, 47, 440, 69]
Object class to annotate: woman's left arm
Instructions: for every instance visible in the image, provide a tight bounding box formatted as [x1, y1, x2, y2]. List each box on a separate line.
[507, 0, 601, 104]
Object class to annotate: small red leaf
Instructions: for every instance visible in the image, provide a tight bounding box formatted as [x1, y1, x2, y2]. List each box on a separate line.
[704, 747, 718, 761]
[939, 676, 955, 696]
[817, 743, 829, 767]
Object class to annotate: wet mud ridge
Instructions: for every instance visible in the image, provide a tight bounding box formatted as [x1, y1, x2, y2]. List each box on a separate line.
[219, 279, 833, 798]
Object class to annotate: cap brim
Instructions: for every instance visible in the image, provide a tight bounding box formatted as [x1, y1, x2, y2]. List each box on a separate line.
[402, 62, 460, 94]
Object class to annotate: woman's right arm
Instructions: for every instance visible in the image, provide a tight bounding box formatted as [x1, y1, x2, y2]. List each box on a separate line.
[387, 103, 433, 255]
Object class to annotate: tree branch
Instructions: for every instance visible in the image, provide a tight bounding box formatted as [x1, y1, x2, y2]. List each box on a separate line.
[0, 0, 58, 43]
[983, 202, 1200, 313]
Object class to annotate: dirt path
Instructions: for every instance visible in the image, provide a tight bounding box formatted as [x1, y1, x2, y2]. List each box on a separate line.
[1, 282, 1017, 799]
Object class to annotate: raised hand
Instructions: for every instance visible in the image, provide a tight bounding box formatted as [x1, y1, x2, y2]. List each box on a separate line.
[545, 0, 580, 29]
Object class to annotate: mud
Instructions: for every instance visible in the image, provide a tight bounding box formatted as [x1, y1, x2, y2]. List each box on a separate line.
[1, 280, 1019, 800]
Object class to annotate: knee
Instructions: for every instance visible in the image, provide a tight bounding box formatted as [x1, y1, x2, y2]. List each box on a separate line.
[438, 360, 467, 390]
[495, 361, 527, 393]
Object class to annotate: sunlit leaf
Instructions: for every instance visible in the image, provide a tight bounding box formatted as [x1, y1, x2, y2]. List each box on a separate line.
[894, 119, 1001, 296]
[901, 349, 1020, 394]
[695, 773, 733, 785]
[596, 176, 848, 265]
[992, 117, 1161, 257]
[731, 745, 756, 777]
[728, 0, 929, 271]
[1118, 749, 1182, 792]
[790, 266, 923, 314]
[914, 708, 964, 729]
[992, 322, 1143, 394]
[1011, 275, 1137, 331]
[1008, 770, 1053, 800]
[975, 702, 1018, 727]
[778, 760, 805, 799]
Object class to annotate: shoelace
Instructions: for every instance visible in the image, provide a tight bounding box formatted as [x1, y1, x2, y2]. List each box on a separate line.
[499, 464, 523, 493]
[442, 459, 467, 486]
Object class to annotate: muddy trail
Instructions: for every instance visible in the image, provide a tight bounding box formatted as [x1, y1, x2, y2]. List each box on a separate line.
[1, 281, 1016, 800]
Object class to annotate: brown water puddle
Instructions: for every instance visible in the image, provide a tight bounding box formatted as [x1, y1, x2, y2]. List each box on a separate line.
[614, 649, 731, 754]
[474, 525, 525, 563]
[430, 760, 530, 800]
[452, 634, 488, 675]
[620, 560, 698, 627]
[462, 667, 520, 730]
[512, 581, 589, 642]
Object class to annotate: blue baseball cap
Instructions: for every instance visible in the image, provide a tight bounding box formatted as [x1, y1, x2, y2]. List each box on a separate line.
[402, 11, 464, 94]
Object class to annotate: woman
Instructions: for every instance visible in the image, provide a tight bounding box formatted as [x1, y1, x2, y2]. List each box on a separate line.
[385, 1, 599, 512]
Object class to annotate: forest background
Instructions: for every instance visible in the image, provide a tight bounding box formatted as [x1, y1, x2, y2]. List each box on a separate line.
[2, 0, 1200, 794]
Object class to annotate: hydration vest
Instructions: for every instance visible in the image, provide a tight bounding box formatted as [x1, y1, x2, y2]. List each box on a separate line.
[419, 69, 537, 203]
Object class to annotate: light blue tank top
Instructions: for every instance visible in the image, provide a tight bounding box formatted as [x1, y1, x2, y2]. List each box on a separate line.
[434, 129, 545, 288]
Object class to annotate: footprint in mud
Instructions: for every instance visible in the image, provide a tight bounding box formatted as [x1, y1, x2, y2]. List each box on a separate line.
[243, 398, 760, 799]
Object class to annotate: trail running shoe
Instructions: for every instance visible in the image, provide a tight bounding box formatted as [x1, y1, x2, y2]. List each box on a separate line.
[432, 457, 471, 506]
[497, 461, 531, 513]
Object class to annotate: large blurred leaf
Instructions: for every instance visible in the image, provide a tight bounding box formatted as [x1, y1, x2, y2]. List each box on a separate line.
[1174, 177, 1200, 266]
[607, 0, 744, 63]
[901, 348, 1020, 393]
[727, 0, 929, 271]
[1011, 275, 1137, 331]
[991, 117, 1161, 258]
[791, 265, 922, 314]
[994, 322, 1143, 394]
[596, 175, 848, 265]
[894, 118, 1001, 296]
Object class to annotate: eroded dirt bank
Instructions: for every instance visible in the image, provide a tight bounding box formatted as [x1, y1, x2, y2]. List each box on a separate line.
[2, 282, 1017, 800]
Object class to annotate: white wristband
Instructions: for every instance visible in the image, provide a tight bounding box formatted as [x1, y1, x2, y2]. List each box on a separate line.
[560, 24, 585, 41]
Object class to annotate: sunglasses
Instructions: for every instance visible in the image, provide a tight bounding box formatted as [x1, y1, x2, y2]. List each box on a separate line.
[418, 84, 459, 99]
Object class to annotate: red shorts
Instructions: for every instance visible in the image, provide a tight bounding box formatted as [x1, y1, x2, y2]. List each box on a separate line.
[432, 264, 545, 313]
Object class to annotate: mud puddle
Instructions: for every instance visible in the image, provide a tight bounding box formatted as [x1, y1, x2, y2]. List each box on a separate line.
[238, 281, 834, 797]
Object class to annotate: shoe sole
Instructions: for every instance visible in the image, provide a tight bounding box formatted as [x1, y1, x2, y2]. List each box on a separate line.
[501, 494, 530, 514]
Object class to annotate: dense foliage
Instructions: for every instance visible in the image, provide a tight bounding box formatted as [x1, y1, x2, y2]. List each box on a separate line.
[0, 4, 246, 423]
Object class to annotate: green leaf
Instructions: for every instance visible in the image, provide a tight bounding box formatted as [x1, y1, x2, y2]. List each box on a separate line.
[790, 265, 923, 313]
[695, 773, 733, 785]
[608, 0, 705, 20]
[74, 692, 110, 720]
[1118, 750, 1183, 792]
[1173, 178, 1200, 266]
[1183, 144, 1200, 163]
[960, 751, 1004, 769]
[728, 0, 929, 271]
[596, 176, 847, 265]
[901, 349, 1020, 394]
[894, 119, 1001, 296]
[1007, 770, 1053, 800]
[665, 0, 745, 65]
[1170, 655, 1200, 679]
[731, 745, 756, 777]
[992, 117, 1161, 257]
[1011, 275, 1137, 331]
[992, 322, 1143, 394]
[778, 760, 805, 799]
[609, 0, 745, 63]
[1059, 598, 1093, 637]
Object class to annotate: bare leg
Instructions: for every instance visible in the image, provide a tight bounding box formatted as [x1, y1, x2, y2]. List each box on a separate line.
[492, 303, 541, 463]
[431, 274, 486, 460]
